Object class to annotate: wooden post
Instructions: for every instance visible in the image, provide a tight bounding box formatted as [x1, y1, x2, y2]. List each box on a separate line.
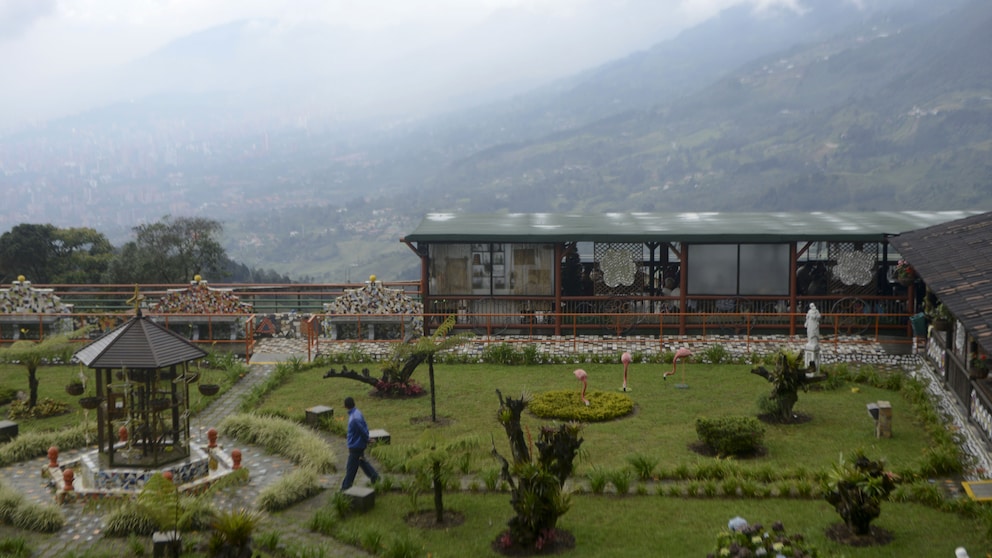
[876, 401, 892, 438]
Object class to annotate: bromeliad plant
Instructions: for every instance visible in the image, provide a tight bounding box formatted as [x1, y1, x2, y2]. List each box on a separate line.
[822, 450, 899, 536]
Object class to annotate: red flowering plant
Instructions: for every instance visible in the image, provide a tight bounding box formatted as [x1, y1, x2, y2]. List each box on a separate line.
[893, 259, 915, 284]
[374, 379, 425, 397]
[971, 352, 988, 372]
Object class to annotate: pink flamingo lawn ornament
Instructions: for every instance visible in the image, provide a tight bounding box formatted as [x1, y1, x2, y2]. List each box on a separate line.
[621, 352, 632, 391]
[574, 368, 590, 406]
[665, 347, 693, 383]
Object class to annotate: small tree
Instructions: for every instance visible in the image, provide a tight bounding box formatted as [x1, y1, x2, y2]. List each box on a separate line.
[403, 433, 480, 524]
[491, 390, 583, 552]
[823, 450, 898, 536]
[0, 328, 88, 408]
[751, 350, 825, 421]
[324, 315, 471, 420]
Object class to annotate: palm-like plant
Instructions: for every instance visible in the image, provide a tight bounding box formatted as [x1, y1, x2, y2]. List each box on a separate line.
[751, 350, 826, 421]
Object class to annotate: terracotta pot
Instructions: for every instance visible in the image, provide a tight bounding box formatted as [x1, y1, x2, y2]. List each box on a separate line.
[199, 384, 220, 396]
[79, 396, 102, 410]
[897, 276, 914, 287]
[65, 383, 85, 396]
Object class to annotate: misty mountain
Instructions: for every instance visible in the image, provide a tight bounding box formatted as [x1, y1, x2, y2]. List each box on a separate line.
[413, 0, 992, 215]
[427, 0, 938, 146]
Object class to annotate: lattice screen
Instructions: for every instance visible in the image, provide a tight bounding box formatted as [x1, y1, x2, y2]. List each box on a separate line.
[827, 241, 881, 297]
[592, 242, 643, 296]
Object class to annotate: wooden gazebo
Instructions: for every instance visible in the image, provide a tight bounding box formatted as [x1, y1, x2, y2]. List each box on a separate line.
[73, 311, 207, 468]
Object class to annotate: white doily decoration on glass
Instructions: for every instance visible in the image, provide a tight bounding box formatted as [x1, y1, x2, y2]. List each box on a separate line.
[601, 249, 637, 288]
[835, 251, 875, 286]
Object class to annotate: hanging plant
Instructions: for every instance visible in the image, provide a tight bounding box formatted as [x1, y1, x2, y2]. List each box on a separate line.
[79, 396, 102, 410]
[198, 383, 220, 396]
[66, 365, 87, 396]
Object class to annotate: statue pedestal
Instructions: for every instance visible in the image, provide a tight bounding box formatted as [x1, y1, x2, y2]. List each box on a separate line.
[804, 344, 821, 371]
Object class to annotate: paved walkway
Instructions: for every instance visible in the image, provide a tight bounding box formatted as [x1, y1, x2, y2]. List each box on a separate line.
[0, 344, 368, 557]
[1, 336, 990, 556]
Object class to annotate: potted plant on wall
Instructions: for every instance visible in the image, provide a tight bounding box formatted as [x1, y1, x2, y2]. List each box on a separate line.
[892, 259, 916, 286]
[970, 351, 989, 380]
[931, 303, 952, 331]
[923, 291, 952, 332]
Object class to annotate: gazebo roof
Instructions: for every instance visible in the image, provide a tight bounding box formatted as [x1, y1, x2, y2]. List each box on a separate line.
[889, 211, 992, 354]
[74, 313, 208, 369]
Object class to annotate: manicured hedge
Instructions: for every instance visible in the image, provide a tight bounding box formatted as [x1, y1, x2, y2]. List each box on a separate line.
[695, 416, 765, 457]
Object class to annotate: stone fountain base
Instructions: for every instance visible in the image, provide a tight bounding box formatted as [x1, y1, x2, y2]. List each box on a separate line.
[45, 444, 245, 504]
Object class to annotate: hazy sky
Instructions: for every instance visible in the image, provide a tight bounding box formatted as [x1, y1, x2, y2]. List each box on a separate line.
[0, 0, 798, 128]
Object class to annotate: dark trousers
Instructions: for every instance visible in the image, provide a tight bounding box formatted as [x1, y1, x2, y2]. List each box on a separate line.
[341, 446, 379, 490]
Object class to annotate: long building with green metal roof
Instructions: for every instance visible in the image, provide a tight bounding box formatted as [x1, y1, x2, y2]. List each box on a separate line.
[402, 211, 983, 338]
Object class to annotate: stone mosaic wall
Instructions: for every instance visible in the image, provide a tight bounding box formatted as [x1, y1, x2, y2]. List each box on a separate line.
[0, 278, 70, 314]
[322, 280, 424, 338]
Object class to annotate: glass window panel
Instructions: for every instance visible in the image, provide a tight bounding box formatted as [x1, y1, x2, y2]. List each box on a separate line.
[687, 245, 738, 295]
[509, 243, 554, 295]
[739, 244, 791, 295]
[430, 244, 473, 295]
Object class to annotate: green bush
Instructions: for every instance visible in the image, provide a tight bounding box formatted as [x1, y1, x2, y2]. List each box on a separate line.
[209, 508, 261, 556]
[11, 503, 64, 533]
[481, 343, 520, 365]
[257, 468, 322, 511]
[529, 390, 633, 422]
[220, 413, 337, 473]
[0, 483, 63, 533]
[0, 536, 30, 558]
[608, 469, 633, 495]
[521, 344, 541, 365]
[695, 416, 765, 457]
[701, 344, 729, 364]
[103, 502, 158, 537]
[626, 453, 658, 481]
[5, 398, 70, 420]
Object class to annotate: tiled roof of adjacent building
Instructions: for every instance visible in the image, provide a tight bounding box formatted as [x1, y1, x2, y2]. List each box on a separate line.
[889, 211, 992, 354]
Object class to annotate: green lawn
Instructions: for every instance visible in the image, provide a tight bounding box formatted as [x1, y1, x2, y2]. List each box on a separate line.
[261, 362, 933, 476]
[308, 492, 989, 558]
[0, 364, 92, 433]
[3, 359, 988, 557]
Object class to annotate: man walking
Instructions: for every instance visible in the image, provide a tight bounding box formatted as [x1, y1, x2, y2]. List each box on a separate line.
[341, 396, 380, 490]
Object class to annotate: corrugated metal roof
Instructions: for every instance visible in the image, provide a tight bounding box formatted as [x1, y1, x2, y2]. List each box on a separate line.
[889, 211, 992, 355]
[403, 211, 984, 243]
[73, 314, 208, 369]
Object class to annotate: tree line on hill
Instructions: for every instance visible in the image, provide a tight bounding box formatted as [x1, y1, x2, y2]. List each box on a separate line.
[0, 216, 292, 285]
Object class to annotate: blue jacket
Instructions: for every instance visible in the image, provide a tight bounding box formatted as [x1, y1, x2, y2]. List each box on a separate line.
[346, 407, 370, 449]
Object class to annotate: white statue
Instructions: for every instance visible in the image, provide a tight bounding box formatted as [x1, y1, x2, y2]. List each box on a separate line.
[804, 303, 823, 370]
[805, 303, 821, 348]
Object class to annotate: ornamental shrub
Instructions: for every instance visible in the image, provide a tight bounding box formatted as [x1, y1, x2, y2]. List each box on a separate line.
[695, 416, 765, 457]
[529, 390, 634, 422]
